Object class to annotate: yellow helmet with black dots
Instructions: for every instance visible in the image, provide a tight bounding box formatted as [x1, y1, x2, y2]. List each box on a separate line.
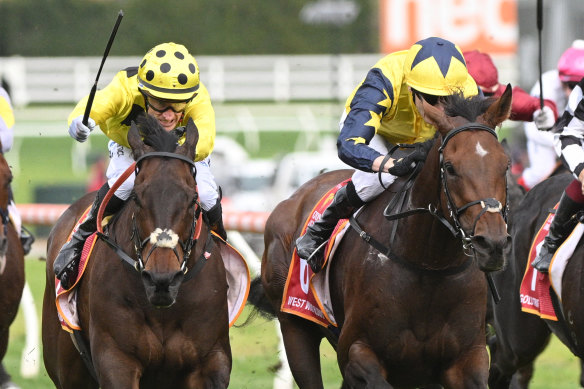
[138, 42, 200, 101]
[403, 37, 477, 97]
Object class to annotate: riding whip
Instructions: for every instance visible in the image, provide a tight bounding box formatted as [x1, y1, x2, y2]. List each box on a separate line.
[537, 0, 544, 109]
[82, 10, 124, 126]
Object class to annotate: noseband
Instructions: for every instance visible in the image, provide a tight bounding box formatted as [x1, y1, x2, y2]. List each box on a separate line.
[97, 151, 215, 282]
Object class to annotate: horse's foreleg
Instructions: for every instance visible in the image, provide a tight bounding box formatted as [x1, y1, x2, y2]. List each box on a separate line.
[341, 341, 392, 389]
[92, 346, 141, 389]
[184, 345, 231, 389]
[441, 344, 489, 389]
[278, 314, 326, 389]
[0, 329, 9, 385]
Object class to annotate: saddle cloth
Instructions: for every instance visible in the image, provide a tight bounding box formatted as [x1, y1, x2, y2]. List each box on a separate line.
[56, 220, 250, 332]
[281, 179, 351, 328]
[520, 205, 584, 321]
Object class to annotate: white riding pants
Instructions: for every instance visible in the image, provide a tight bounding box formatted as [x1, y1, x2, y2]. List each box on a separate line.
[106, 141, 219, 211]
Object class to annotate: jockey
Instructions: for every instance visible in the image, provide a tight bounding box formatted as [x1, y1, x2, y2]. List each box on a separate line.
[295, 37, 479, 273]
[531, 76, 584, 273]
[519, 40, 584, 191]
[0, 85, 35, 255]
[54, 42, 227, 290]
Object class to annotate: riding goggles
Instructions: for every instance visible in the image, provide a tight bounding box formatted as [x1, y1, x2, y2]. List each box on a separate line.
[144, 94, 191, 114]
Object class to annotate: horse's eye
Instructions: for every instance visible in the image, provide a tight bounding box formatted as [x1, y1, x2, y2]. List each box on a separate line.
[444, 162, 456, 175]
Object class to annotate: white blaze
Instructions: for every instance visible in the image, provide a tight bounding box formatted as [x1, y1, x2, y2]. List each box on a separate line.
[150, 228, 179, 249]
[475, 141, 488, 157]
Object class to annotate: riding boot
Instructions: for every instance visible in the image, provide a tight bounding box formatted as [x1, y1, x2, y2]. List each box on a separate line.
[531, 192, 583, 273]
[54, 183, 124, 289]
[295, 182, 364, 273]
[206, 199, 227, 241]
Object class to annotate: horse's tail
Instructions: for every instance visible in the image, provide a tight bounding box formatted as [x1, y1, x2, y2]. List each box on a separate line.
[241, 276, 276, 325]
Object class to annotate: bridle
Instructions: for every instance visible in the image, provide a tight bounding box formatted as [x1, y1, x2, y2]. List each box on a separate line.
[437, 123, 509, 252]
[350, 122, 509, 275]
[96, 151, 214, 282]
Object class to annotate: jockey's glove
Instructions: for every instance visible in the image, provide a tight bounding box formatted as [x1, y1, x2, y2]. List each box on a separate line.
[68, 115, 96, 142]
[533, 106, 556, 131]
[388, 139, 433, 177]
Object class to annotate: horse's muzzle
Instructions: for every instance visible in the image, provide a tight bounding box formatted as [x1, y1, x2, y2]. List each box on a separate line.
[470, 233, 512, 272]
[141, 270, 185, 308]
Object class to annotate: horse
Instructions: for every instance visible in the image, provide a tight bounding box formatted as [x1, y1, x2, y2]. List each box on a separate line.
[42, 114, 232, 389]
[248, 86, 513, 388]
[487, 171, 584, 388]
[0, 144, 25, 389]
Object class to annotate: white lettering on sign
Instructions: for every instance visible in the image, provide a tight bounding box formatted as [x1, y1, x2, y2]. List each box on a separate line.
[380, 0, 517, 54]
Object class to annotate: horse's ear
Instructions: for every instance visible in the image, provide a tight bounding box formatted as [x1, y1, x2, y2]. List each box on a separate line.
[128, 120, 145, 160]
[177, 118, 199, 160]
[420, 99, 453, 137]
[481, 83, 512, 128]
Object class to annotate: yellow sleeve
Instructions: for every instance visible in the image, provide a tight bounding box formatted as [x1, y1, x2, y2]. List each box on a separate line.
[182, 82, 215, 162]
[0, 94, 14, 129]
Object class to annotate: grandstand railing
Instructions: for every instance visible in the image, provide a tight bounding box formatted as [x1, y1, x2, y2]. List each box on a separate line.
[0, 53, 517, 108]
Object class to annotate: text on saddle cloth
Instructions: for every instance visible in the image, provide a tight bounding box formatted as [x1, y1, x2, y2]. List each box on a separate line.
[281, 179, 351, 328]
[520, 204, 584, 321]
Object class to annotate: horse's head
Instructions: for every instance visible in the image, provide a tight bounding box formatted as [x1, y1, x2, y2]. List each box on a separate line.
[127, 114, 201, 307]
[419, 85, 513, 272]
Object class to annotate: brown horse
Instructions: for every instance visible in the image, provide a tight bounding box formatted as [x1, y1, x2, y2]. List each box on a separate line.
[249, 86, 513, 388]
[42, 115, 231, 389]
[487, 172, 584, 388]
[0, 145, 25, 389]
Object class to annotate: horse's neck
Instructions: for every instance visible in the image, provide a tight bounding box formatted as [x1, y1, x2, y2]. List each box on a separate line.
[106, 204, 134, 246]
[378, 152, 466, 267]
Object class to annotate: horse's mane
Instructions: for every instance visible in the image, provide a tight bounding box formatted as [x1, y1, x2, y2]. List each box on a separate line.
[133, 113, 179, 152]
[442, 93, 497, 122]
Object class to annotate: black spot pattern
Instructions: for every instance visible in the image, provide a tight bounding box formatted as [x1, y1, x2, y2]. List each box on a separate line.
[156, 50, 166, 58]
[160, 63, 171, 73]
[146, 70, 155, 81]
[178, 74, 188, 85]
[189, 63, 196, 73]
[175, 51, 184, 60]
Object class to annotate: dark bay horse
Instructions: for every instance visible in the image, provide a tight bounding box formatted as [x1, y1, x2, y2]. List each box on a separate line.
[488, 172, 584, 388]
[0, 145, 25, 389]
[42, 115, 231, 389]
[249, 86, 513, 388]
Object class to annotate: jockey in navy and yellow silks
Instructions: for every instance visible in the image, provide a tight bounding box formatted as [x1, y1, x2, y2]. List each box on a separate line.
[55, 42, 226, 290]
[337, 38, 478, 172]
[297, 37, 479, 273]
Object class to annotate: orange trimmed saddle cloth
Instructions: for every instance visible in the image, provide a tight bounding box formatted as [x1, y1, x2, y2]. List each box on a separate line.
[281, 179, 352, 328]
[520, 203, 584, 321]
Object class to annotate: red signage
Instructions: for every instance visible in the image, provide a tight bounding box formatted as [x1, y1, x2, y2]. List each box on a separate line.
[380, 0, 518, 54]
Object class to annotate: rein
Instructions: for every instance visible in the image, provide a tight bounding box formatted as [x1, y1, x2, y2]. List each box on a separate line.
[352, 122, 507, 276]
[95, 151, 213, 282]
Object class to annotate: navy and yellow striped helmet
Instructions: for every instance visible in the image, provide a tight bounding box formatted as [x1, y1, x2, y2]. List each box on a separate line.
[137, 42, 199, 101]
[403, 37, 477, 97]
